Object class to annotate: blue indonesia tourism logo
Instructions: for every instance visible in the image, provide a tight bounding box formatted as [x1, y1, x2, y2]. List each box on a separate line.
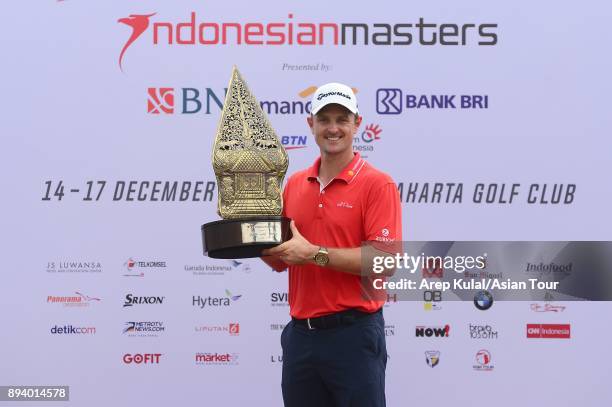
[376, 88, 489, 114]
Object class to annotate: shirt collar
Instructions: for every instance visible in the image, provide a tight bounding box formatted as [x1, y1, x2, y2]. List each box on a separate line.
[306, 152, 364, 184]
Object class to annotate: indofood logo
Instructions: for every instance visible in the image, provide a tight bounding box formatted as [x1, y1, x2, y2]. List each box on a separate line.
[47, 292, 101, 307]
[525, 262, 573, 275]
[123, 321, 165, 337]
[145, 85, 346, 116]
[192, 290, 242, 308]
[118, 12, 498, 72]
[123, 294, 165, 307]
[123, 258, 167, 277]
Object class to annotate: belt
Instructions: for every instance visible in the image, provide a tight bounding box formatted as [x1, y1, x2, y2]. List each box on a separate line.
[292, 308, 381, 330]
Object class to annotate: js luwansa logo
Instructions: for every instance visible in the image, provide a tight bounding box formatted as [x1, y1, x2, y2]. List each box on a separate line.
[118, 12, 498, 71]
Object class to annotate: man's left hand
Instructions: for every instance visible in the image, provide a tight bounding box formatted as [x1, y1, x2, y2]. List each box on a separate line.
[262, 220, 318, 265]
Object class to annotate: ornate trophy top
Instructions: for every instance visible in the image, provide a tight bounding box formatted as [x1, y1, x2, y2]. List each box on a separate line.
[212, 66, 289, 219]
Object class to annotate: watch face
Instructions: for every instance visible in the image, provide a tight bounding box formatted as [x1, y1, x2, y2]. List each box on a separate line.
[315, 253, 329, 266]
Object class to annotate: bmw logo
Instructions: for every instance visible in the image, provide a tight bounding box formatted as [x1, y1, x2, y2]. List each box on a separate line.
[473, 290, 494, 310]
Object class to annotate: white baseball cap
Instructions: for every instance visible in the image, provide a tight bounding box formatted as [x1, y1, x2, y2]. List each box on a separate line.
[310, 82, 358, 116]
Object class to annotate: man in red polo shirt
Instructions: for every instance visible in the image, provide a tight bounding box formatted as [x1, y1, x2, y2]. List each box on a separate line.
[262, 82, 402, 407]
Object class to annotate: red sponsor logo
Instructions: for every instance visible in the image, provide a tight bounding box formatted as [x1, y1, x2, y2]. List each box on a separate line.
[526, 324, 571, 339]
[118, 13, 157, 72]
[147, 88, 175, 114]
[123, 353, 162, 364]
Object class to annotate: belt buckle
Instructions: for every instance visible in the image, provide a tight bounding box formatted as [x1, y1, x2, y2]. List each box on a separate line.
[306, 318, 315, 330]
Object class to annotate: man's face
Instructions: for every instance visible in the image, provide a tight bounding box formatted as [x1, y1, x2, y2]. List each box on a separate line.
[307, 104, 362, 157]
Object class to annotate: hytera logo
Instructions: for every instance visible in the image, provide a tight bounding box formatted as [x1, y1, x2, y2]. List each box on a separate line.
[376, 88, 489, 114]
[415, 325, 450, 338]
[123, 294, 165, 307]
[123, 353, 162, 364]
[192, 290, 242, 309]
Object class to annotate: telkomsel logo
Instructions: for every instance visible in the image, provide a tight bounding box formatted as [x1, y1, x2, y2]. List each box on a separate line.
[47, 292, 101, 307]
[123, 353, 162, 364]
[123, 258, 167, 277]
[50, 325, 96, 335]
[416, 325, 450, 338]
[376, 89, 489, 114]
[117, 12, 498, 71]
[526, 324, 571, 339]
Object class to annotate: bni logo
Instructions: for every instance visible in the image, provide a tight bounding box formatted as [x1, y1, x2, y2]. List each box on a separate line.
[148, 88, 174, 114]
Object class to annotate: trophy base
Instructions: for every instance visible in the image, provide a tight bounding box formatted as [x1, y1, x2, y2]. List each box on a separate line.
[201, 216, 292, 259]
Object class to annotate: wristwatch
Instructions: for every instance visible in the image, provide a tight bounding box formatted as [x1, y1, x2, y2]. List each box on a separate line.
[313, 246, 329, 266]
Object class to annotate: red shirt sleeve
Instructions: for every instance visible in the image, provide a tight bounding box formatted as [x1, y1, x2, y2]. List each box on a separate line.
[364, 181, 402, 243]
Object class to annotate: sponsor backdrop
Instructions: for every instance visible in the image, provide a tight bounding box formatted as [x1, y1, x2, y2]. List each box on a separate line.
[2, 0, 611, 406]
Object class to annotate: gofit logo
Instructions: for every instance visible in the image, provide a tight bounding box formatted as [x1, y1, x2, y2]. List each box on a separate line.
[376, 89, 489, 114]
[123, 353, 162, 364]
[415, 325, 450, 338]
[117, 12, 497, 72]
[526, 324, 571, 339]
[195, 352, 239, 365]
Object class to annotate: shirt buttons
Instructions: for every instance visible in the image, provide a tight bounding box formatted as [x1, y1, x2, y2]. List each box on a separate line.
[318, 203, 323, 208]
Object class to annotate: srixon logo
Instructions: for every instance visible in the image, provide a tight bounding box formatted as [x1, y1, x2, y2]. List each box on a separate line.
[123, 294, 165, 307]
[415, 325, 450, 338]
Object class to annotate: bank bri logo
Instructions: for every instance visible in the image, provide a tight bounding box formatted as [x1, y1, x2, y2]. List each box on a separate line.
[376, 88, 489, 114]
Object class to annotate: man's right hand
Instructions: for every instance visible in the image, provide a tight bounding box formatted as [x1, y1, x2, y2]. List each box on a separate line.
[261, 254, 288, 272]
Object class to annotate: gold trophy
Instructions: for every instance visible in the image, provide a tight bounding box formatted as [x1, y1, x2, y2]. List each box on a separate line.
[201, 67, 292, 258]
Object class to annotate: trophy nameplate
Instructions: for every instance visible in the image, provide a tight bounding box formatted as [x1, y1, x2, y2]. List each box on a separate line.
[201, 67, 291, 259]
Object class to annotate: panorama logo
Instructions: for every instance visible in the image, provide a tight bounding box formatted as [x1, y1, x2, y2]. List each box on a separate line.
[118, 12, 498, 72]
[47, 292, 101, 307]
[145, 85, 355, 116]
[376, 89, 489, 114]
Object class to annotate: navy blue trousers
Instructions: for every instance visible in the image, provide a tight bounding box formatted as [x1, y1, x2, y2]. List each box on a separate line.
[281, 310, 387, 407]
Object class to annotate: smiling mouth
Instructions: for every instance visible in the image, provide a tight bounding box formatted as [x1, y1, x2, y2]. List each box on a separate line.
[325, 135, 343, 141]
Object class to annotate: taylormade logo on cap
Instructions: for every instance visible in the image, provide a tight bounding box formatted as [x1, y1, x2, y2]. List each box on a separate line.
[311, 83, 358, 115]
